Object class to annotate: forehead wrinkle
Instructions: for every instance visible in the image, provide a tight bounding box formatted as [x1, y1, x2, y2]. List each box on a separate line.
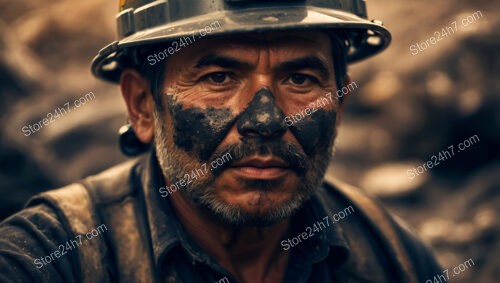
[194, 53, 253, 69]
[255, 37, 272, 75]
[188, 32, 332, 71]
[255, 33, 333, 76]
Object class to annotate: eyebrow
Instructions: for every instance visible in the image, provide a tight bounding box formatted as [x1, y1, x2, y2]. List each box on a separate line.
[194, 54, 253, 69]
[194, 54, 331, 80]
[275, 56, 331, 80]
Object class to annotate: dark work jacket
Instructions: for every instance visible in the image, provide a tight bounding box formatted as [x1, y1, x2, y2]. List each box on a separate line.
[0, 152, 441, 283]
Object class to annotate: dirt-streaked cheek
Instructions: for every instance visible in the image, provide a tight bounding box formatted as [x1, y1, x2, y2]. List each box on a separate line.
[167, 96, 237, 161]
[288, 109, 337, 156]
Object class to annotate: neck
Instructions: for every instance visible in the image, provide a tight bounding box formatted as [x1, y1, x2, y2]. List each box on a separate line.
[169, 190, 290, 283]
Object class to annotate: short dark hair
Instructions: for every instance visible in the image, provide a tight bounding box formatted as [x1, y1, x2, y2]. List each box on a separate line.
[133, 33, 348, 110]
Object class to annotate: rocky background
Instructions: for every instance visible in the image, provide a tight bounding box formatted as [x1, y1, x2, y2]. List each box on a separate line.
[0, 0, 498, 282]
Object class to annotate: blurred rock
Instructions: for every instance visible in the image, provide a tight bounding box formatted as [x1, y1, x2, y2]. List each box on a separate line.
[0, 0, 126, 218]
[0, 19, 46, 104]
[359, 71, 401, 107]
[360, 161, 427, 198]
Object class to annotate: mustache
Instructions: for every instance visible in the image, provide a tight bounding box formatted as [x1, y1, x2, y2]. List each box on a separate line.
[209, 138, 308, 176]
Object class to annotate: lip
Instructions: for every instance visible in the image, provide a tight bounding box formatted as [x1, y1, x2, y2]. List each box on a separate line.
[229, 156, 291, 180]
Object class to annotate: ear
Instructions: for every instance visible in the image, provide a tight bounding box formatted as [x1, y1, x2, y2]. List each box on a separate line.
[120, 68, 155, 144]
[335, 74, 353, 127]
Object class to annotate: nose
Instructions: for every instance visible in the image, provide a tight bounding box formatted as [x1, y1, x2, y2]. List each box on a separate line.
[236, 88, 287, 139]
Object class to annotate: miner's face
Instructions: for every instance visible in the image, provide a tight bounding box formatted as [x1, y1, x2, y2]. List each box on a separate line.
[153, 30, 343, 226]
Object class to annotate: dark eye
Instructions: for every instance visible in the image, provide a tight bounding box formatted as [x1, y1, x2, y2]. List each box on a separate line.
[206, 72, 229, 84]
[290, 74, 308, 85]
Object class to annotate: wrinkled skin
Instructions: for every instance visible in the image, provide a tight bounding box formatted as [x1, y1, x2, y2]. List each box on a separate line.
[120, 30, 349, 283]
[153, 31, 341, 226]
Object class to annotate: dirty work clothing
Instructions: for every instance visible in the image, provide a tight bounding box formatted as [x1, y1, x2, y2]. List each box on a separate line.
[0, 151, 441, 283]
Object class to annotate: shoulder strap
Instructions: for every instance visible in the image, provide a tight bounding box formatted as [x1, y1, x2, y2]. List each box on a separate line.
[81, 159, 159, 283]
[27, 159, 158, 283]
[324, 176, 417, 283]
[27, 183, 109, 283]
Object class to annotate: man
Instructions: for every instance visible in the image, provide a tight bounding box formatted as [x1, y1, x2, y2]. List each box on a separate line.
[0, 0, 441, 282]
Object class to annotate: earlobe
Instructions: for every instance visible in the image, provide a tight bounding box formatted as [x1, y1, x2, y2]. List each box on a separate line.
[120, 68, 155, 144]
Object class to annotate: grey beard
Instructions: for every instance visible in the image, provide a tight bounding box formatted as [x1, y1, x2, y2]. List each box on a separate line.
[153, 108, 334, 227]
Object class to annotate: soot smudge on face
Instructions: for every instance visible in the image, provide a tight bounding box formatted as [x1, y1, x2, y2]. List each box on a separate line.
[288, 109, 337, 156]
[165, 87, 336, 161]
[167, 96, 236, 161]
[236, 88, 287, 138]
[236, 88, 336, 156]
